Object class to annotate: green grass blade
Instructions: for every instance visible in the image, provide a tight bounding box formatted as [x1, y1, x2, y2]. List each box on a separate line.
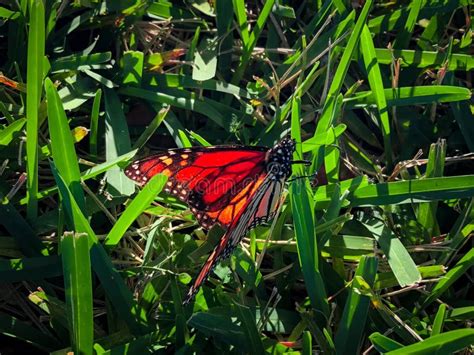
[315, 0, 372, 137]
[25, 0, 45, 219]
[89, 88, 102, 161]
[431, 304, 446, 336]
[19, 150, 137, 205]
[132, 106, 169, 150]
[335, 256, 378, 354]
[349, 175, 474, 206]
[120, 86, 251, 130]
[235, 304, 265, 354]
[0, 118, 26, 146]
[0, 197, 46, 256]
[0, 255, 61, 282]
[105, 174, 167, 246]
[52, 167, 149, 335]
[360, 26, 392, 168]
[232, 0, 249, 45]
[450, 100, 474, 152]
[369, 332, 403, 352]
[420, 247, 474, 309]
[345, 86, 471, 108]
[0, 314, 59, 352]
[50, 52, 112, 73]
[416, 140, 446, 241]
[393, 0, 423, 49]
[365, 219, 421, 286]
[386, 329, 474, 355]
[61, 232, 93, 355]
[290, 179, 329, 317]
[371, 48, 474, 70]
[45, 77, 84, 209]
[232, 0, 275, 83]
[103, 88, 134, 196]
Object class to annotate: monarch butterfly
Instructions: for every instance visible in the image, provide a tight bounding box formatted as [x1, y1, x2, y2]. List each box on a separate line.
[125, 137, 299, 304]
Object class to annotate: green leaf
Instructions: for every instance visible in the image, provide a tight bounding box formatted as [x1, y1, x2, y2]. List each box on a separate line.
[431, 304, 446, 336]
[192, 37, 218, 81]
[0, 255, 61, 282]
[386, 329, 474, 355]
[349, 175, 474, 206]
[103, 88, 134, 196]
[52, 168, 149, 335]
[365, 219, 421, 286]
[105, 174, 167, 246]
[420, 247, 474, 309]
[26, 0, 45, 219]
[61, 232, 93, 355]
[50, 52, 112, 73]
[369, 332, 403, 352]
[345, 86, 471, 109]
[0, 118, 26, 147]
[290, 179, 329, 316]
[335, 256, 378, 354]
[89, 88, 102, 161]
[314, 0, 373, 138]
[45, 77, 85, 209]
[360, 26, 392, 167]
[0, 313, 59, 352]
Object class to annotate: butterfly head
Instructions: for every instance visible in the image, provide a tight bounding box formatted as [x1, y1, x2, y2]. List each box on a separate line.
[266, 138, 296, 180]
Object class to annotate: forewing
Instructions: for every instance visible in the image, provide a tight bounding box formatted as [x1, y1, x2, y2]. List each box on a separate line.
[125, 146, 267, 229]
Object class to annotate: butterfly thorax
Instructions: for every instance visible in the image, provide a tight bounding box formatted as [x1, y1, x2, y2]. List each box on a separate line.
[265, 138, 295, 180]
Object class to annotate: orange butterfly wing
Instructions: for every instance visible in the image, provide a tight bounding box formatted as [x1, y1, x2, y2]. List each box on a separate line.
[125, 146, 268, 229]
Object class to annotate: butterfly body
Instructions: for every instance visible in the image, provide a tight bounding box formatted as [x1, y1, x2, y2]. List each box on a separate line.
[125, 138, 296, 303]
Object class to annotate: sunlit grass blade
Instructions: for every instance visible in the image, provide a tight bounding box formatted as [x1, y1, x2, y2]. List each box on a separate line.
[345, 86, 471, 108]
[360, 25, 392, 168]
[349, 175, 474, 206]
[420, 247, 474, 309]
[335, 256, 378, 354]
[290, 179, 329, 317]
[370, 47, 474, 70]
[369, 332, 403, 352]
[104, 88, 134, 196]
[431, 304, 446, 336]
[392, 0, 423, 49]
[105, 174, 167, 246]
[19, 150, 137, 205]
[45, 77, 84, 209]
[386, 329, 474, 355]
[416, 140, 446, 241]
[0, 118, 25, 146]
[314, 0, 372, 137]
[25, 0, 45, 219]
[61, 232, 93, 355]
[132, 106, 169, 150]
[52, 167, 149, 335]
[89, 88, 102, 161]
[365, 219, 421, 286]
[231, 0, 275, 83]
